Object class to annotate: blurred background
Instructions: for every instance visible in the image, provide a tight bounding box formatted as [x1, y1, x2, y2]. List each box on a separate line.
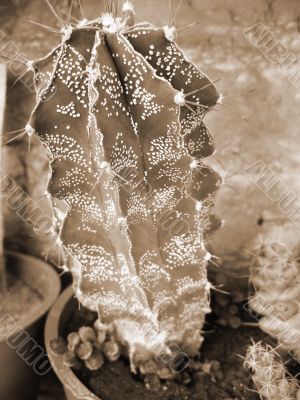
[2, 0, 300, 275]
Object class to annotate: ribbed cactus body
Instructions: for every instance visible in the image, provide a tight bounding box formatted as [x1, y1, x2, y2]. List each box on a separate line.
[27, 6, 220, 369]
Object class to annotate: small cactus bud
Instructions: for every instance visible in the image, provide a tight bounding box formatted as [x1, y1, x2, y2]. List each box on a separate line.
[63, 351, 81, 369]
[157, 367, 174, 380]
[140, 359, 158, 375]
[232, 290, 245, 304]
[76, 341, 93, 361]
[215, 294, 230, 307]
[49, 337, 67, 355]
[228, 304, 239, 316]
[102, 340, 120, 362]
[94, 319, 107, 332]
[216, 318, 227, 327]
[144, 374, 161, 392]
[228, 316, 241, 329]
[97, 330, 106, 345]
[78, 326, 96, 343]
[194, 371, 206, 383]
[85, 349, 105, 371]
[182, 372, 192, 385]
[67, 332, 81, 352]
[210, 360, 221, 372]
[191, 361, 202, 371]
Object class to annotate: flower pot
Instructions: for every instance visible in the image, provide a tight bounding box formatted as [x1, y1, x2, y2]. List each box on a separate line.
[45, 286, 100, 400]
[0, 251, 61, 400]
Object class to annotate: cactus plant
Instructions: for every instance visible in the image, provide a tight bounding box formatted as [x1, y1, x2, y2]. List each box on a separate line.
[22, 0, 221, 378]
[248, 241, 300, 361]
[244, 341, 300, 400]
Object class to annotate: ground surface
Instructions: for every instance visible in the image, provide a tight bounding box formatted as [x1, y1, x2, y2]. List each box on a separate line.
[77, 327, 267, 400]
[38, 325, 270, 400]
[1, 0, 300, 398]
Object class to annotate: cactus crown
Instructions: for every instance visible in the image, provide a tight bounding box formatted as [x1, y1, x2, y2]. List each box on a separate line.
[23, 1, 221, 370]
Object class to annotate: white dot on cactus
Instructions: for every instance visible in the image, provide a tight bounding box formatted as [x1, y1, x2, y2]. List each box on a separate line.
[196, 202, 202, 211]
[100, 161, 110, 170]
[25, 124, 35, 136]
[26, 60, 34, 72]
[122, 0, 134, 12]
[190, 160, 198, 169]
[61, 25, 73, 42]
[107, 22, 118, 34]
[163, 25, 176, 42]
[118, 217, 127, 225]
[77, 18, 88, 27]
[55, 237, 63, 246]
[174, 90, 186, 106]
[66, 125, 70, 130]
[102, 13, 115, 27]
[217, 94, 224, 104]
[204, 252, 212, 261]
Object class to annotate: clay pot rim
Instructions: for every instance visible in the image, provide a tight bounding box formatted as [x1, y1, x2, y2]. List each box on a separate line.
[1, 250, 61, 341]
[45, 286, 101, 400]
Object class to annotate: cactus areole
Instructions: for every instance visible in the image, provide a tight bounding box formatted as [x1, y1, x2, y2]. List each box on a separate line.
[28, 4, 221, 373]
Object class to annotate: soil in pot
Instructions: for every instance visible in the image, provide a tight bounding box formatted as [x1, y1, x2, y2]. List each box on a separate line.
[60, 305, 275, 400]
[0, 272, 43, 327]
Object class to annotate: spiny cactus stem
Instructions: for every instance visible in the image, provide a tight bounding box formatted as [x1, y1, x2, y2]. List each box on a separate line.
[29, 10, 221, 372]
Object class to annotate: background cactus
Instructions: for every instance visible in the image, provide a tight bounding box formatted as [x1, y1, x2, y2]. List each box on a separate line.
[248, 241, 300, 361]
[244, 341, 300, 400]
[18, 0, 220, 374]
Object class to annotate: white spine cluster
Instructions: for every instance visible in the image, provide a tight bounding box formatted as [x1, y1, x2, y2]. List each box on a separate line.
[163, 25, 177, 42]
[244, 342, 299, 400]
[122, 1, 134, 12]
